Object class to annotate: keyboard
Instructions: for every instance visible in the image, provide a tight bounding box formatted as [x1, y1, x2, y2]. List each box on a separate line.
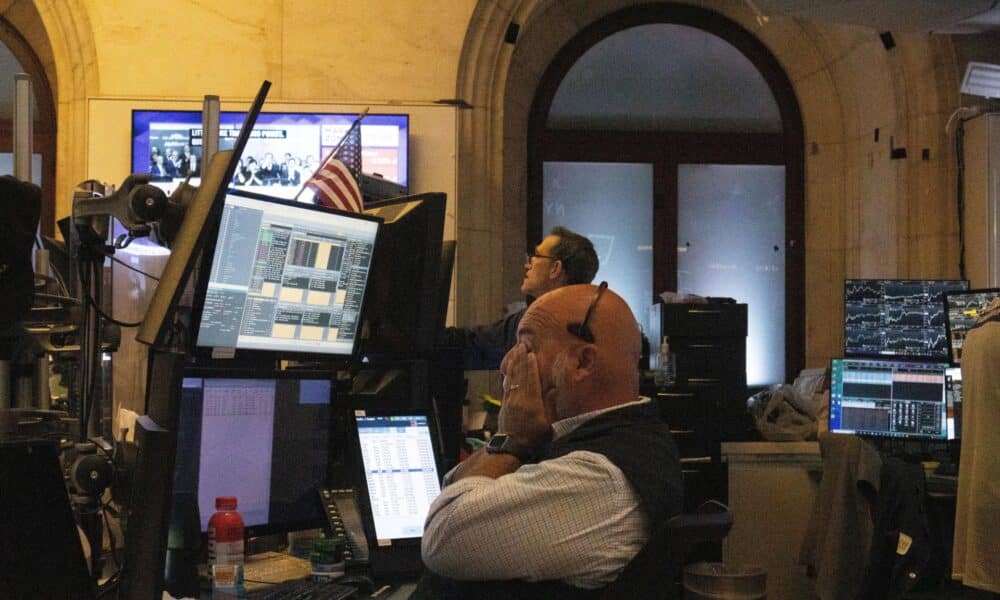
[243, 577, 358, 599]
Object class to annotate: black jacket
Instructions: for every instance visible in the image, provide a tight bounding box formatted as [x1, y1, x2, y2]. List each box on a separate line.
[443, 307, 526, 370]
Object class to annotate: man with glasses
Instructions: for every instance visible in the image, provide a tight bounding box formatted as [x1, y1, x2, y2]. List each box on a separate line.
[419, 283, 683, 598]
[445, 226, 599, 370]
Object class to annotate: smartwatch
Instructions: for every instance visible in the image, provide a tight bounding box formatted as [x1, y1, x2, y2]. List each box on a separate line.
[485, 434, 532, 462]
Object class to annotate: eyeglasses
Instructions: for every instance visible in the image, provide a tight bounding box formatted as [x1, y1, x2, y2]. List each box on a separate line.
[526, 249, 557, 263]
[566, 281, 608, 343]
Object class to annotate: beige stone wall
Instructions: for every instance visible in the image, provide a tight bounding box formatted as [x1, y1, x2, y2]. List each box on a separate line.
[4, 0, 969, 380]
[25, 0, 476, 219]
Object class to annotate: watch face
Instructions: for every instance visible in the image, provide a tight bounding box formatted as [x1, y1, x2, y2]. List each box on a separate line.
[487, 435, 508, 452]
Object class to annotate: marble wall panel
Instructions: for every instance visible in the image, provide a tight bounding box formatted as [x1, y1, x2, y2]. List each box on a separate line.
[283, 2, 473, 100]
[794, 68, 844, 144]
[805, 141, 845, 185]
[804, 248, 845, 368]
[805, 177, 845, 252]
[753, 17, 825, 84]
[83, 0, 281, 97]
[836, 41, 899, 140]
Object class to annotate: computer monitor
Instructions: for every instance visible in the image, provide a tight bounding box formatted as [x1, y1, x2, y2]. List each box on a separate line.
[136, 82, 271, 349]
[125, 82, 270, 600]
[843, 279, 969, 361]
[349, 408, 442, 578]
[190, 189, 381, 361]
[172, 370, 334, 536]
[360, 193, 446, 358]
[131, 110, 409, 196]
[0, 439, 94, 599]
[828, 358, 950, 440]
[943, 288, 1000, 365]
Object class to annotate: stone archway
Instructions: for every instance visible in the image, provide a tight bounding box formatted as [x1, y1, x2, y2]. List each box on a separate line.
[0, 1, 58, 233]
[6, 0, 100, 223]
[455, 0, 962, 369]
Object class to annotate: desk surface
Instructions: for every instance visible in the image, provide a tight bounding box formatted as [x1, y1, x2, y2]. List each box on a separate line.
[179, 552, 417, 599]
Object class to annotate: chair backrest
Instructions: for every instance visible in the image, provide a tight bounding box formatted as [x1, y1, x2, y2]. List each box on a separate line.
[601, 500, 733, 600]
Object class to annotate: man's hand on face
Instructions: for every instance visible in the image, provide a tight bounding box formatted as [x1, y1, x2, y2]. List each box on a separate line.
[498, 342, 553, 454]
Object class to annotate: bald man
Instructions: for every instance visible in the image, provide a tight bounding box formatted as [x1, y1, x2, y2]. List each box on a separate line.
[418, 284, 683, 599]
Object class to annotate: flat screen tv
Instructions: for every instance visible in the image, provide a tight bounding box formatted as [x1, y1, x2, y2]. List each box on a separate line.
[131, 110, 409, 198]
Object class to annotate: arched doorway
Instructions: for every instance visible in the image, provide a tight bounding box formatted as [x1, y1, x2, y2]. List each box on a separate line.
[0, 16, 57, 235]
[527, 4, 804, 385]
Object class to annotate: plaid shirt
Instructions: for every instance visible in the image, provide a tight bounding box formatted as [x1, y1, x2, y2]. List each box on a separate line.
[421, 400, 652, 589]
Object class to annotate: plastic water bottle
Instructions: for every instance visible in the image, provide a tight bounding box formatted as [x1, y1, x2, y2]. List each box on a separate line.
[208, 496, 245, 593]
[310, 536, 347, 581]
[654, 336, 676, 389]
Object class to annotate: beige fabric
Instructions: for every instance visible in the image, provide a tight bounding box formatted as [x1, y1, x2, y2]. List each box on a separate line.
[799, 432, 882, 600]
[952, 321, 1000, 594]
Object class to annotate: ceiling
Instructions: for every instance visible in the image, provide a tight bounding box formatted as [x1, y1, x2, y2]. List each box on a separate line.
[751, 0, 1000, 34]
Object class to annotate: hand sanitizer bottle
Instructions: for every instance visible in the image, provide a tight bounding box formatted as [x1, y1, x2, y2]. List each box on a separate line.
[654, 336, 676, 389]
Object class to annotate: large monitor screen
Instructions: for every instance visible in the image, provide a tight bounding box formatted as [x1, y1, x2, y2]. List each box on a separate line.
[828, 358, 950, 440]
[192, 190, 380, 360]
[843, 279, 968, 360]
[943, 288, 1000, 365]
[352, 411, 441, 542]
[173, 372, 333, 535]
[131, 110, 409, 197]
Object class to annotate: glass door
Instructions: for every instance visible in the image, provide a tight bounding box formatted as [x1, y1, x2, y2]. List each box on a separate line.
[677, 164, 785, 385]
[543, 161, 654, 333]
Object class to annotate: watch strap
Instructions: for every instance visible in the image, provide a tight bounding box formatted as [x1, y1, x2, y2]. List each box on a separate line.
[486, 434, 532, 462]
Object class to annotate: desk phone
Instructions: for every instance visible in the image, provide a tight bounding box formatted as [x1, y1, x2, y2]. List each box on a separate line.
[318, 488, 370, 565]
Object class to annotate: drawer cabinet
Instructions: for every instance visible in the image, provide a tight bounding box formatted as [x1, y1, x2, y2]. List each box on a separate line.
[650, 302, 749, 441]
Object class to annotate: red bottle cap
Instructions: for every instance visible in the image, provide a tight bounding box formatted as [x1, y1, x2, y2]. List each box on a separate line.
[215, 496, 238, 510]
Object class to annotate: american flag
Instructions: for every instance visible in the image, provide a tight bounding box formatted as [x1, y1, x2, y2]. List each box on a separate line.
[301, 111, 365, 212]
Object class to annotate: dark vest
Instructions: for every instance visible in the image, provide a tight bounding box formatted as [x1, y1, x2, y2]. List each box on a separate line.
[415, 402, 682, 600]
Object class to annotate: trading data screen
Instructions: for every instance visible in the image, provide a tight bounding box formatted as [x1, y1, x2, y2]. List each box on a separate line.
[844, 279, 968, 360]
[354, 414, 441, 542]
[829, 358, 949, 440]
[196, 192, 379, 357]
[943, 288, 1000, 365]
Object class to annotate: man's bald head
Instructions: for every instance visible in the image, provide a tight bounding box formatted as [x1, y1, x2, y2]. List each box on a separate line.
[514, 283, 641, 419]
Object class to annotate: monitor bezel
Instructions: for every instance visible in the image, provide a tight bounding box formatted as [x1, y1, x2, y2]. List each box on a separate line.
[176, 366, 337, 539]
[828, 357, 951, 441]
[347, 407, 443, 548]
[186, 188, 383, 364]
[942, 287, 1000, 367]
[130, 109, 411, 188]
[843, 278, 970, 362]
[359, 192, 447, 360]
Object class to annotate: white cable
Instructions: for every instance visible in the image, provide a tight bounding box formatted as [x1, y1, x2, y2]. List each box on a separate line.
[946, 106, 983, 136]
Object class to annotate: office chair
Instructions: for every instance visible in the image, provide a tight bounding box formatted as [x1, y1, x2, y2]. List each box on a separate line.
[601, 500, 734, 600]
